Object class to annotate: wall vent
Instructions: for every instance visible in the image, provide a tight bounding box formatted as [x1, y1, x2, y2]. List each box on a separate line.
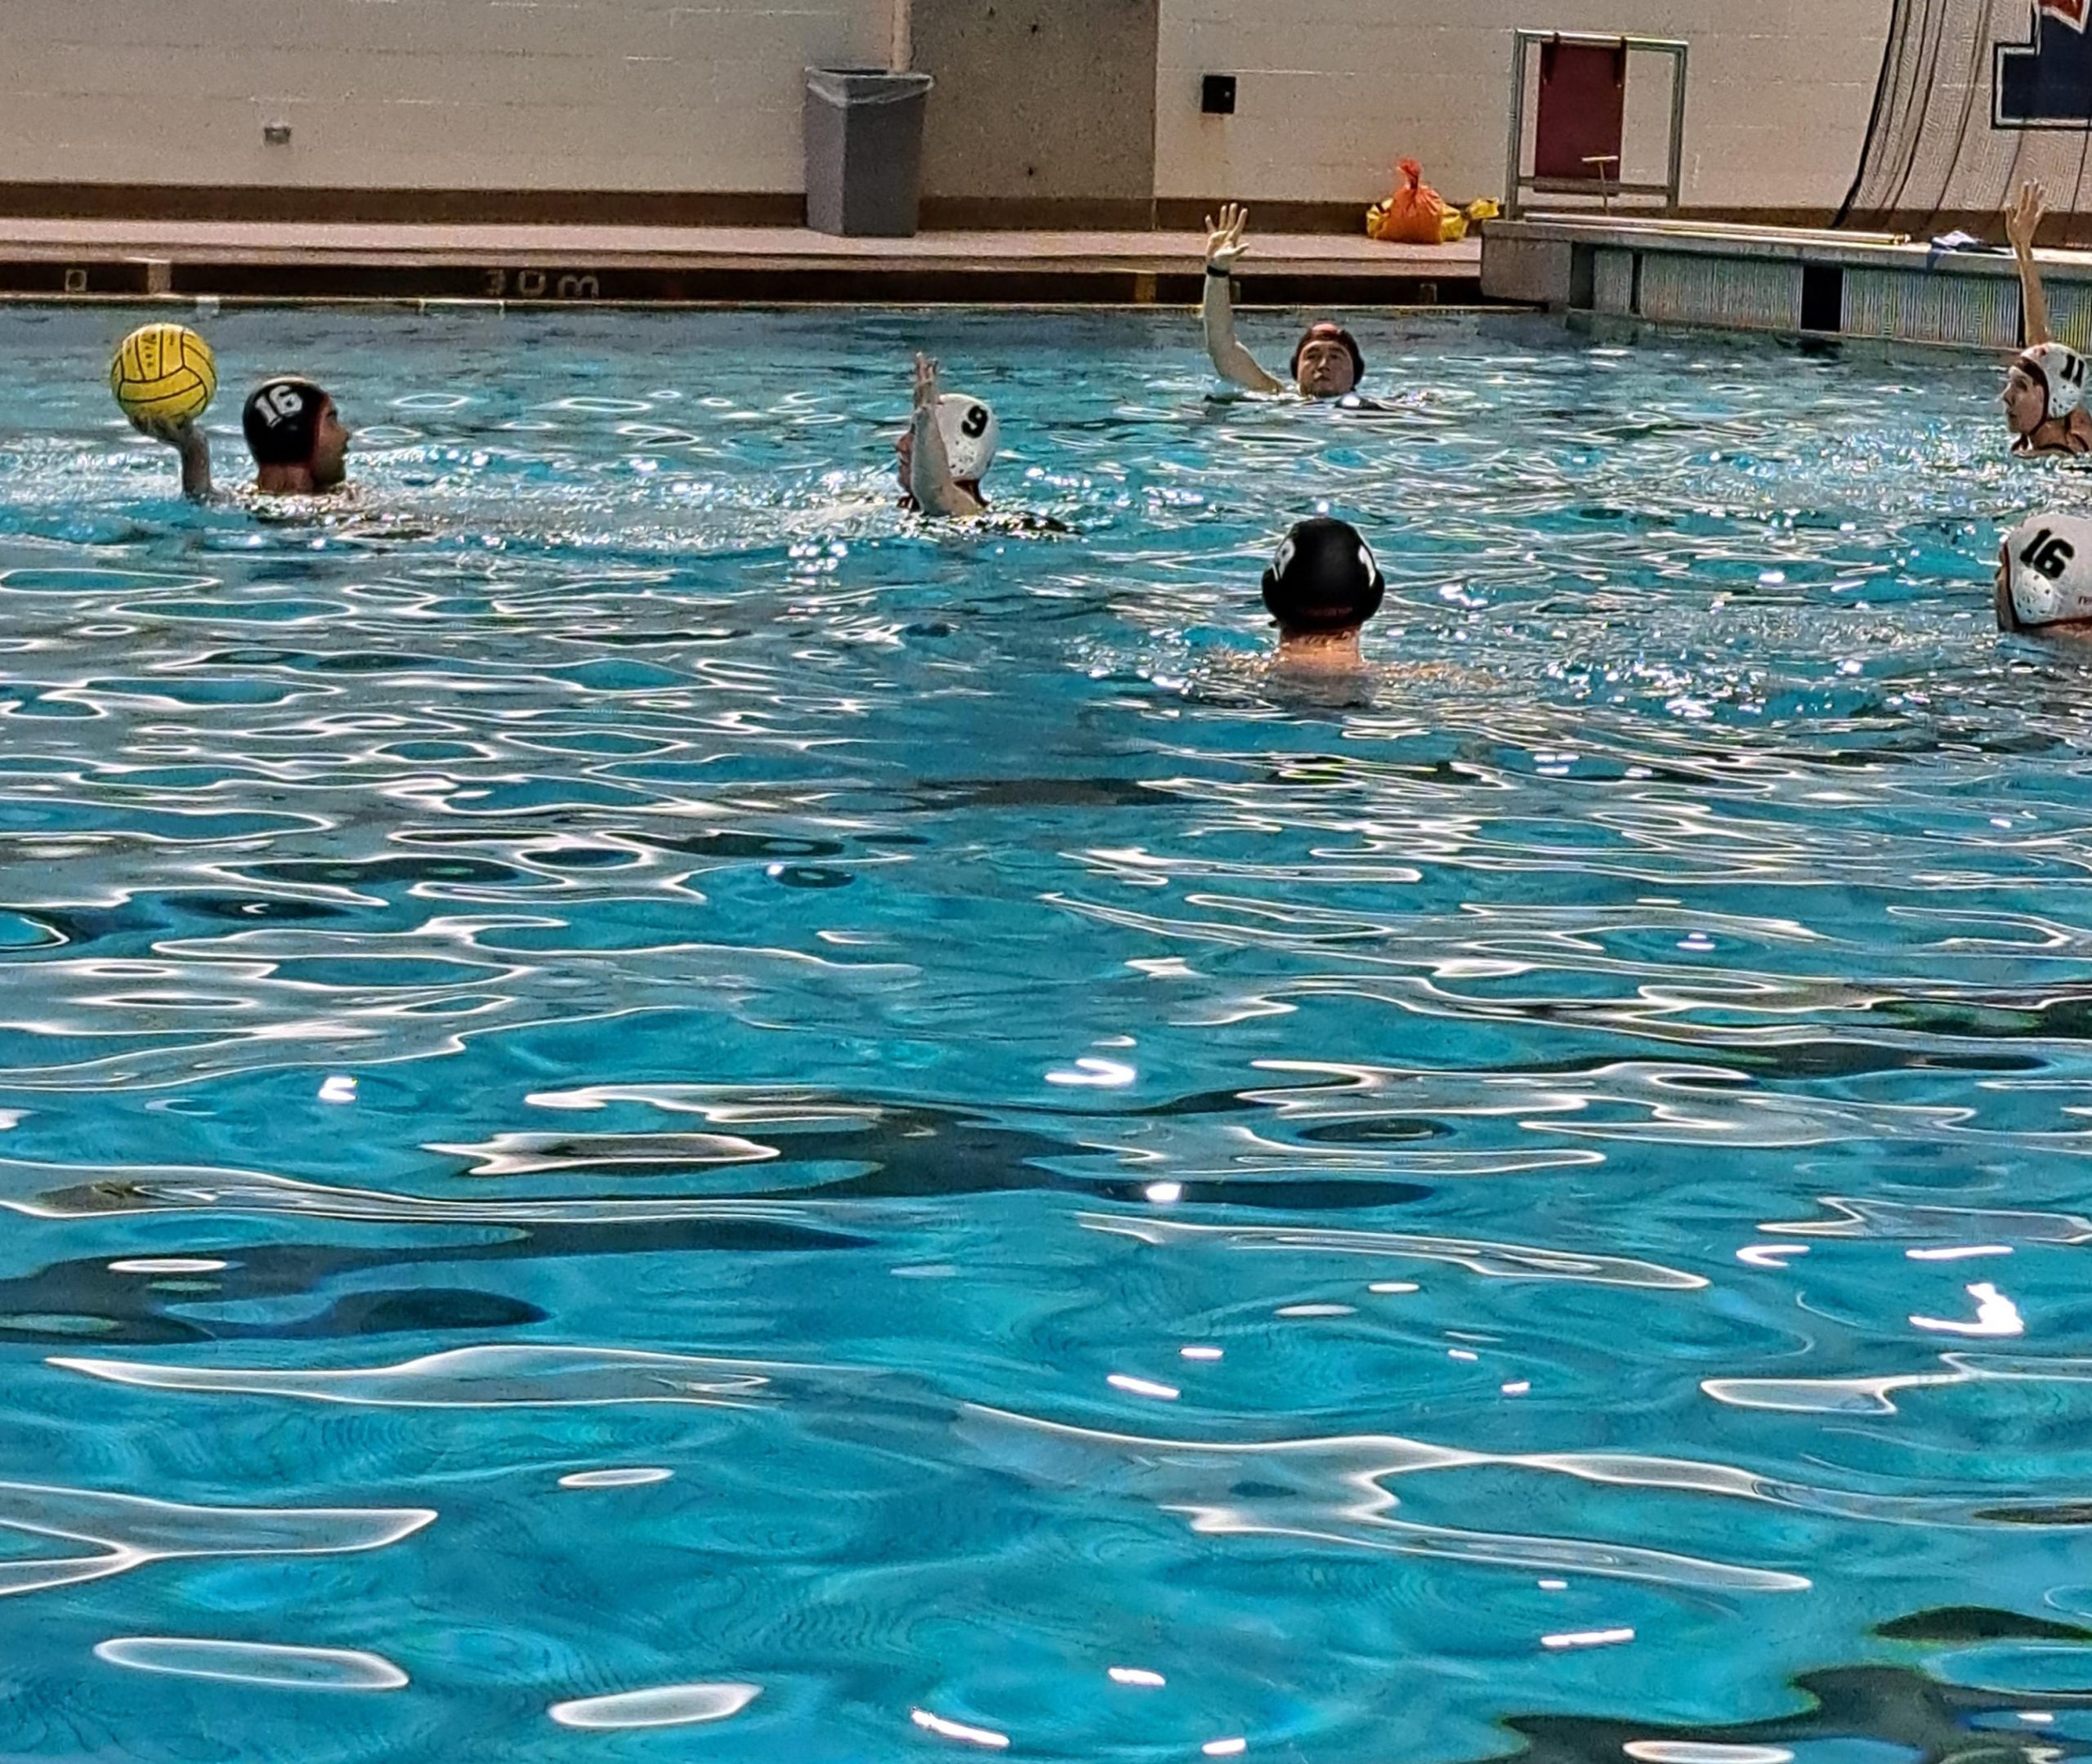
[1842, 267, 2017, 347]
[1637, 253, 1802, 332]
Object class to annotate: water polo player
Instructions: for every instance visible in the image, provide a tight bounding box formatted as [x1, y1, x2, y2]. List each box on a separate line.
[2005, 182, 2092, 458]
[1262, 516, 1385, 665]
[1202, 204, 1367, 400]
[137, 374, 352, 500]
[1996, 511, 2092, 634]
[242, 377, 352, 493]
[896, 352, 999, 518]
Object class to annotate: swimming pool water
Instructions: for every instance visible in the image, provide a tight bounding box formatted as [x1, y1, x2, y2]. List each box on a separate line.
[0, 302, 2086, 1762]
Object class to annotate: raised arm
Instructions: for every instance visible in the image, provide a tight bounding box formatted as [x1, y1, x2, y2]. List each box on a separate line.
[908, 353, 986, 520]
[137, 414, 212, 501]
[2009, 180, 2053, 348]
[1201, 203, 1284, 394]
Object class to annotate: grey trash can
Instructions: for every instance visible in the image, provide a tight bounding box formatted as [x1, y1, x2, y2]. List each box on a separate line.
[803, 66, 934, 238]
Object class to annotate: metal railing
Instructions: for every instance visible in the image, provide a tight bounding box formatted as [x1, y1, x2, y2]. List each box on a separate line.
[1504, 30, 1688, 221]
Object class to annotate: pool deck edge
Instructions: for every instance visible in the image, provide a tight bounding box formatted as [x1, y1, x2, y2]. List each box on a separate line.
[0, 221, 1483, 306]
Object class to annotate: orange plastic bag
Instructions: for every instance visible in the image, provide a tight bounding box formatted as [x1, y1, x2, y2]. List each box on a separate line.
[1366, 159, 1448, 245]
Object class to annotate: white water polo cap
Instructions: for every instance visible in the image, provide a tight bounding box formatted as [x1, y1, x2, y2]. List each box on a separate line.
[2019, 342, 2090, 419]
[2005, 512, 2092, 627]
[936, 393, 999, 480]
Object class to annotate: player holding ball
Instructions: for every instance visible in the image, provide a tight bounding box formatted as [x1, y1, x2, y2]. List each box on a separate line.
[111, 323, 351, 501]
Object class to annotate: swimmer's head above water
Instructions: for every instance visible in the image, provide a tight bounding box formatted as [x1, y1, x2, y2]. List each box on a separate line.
[896, 355, 998, 517]
[242, 377, 351, 493]
[1263, 516, 1384, 664]
[2002, 342, 2087, 444]
[1997, 511, 2092, 632]
[1290, 323, 1366, 399]
[893, 395, 999, 493]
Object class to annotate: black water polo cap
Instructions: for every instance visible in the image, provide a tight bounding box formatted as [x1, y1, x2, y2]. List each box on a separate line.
[1262, 516, 1385, 632]
[242, 377, 329, 467]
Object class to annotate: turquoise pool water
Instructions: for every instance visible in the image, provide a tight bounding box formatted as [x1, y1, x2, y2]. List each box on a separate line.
[0, 302, 2086, 1761]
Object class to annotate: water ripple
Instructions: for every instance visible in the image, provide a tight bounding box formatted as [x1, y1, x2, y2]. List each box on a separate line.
[51, 1343, 802, 1409]
[0, 1480, 431, 1597]
[548, 1682, 759, 1729]
[1080, 1212, 1707, 1289]
[94, 1637, 410, 1690]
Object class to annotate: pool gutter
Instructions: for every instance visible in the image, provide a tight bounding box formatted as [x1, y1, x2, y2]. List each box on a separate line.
[1482, 214, 2090, 351]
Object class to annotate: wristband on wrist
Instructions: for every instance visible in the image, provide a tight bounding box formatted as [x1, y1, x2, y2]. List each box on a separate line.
[1205, 263, 1232, 278]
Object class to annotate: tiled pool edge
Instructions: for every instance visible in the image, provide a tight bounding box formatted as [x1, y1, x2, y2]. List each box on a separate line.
[1482, 216, 2092, 352]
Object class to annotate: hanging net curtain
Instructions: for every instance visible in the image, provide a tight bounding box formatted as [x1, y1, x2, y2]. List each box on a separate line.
[1840, 0, 2092, 237]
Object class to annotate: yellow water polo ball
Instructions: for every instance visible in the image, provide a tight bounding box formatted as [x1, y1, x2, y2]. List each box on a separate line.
[109, 323, 217, 426]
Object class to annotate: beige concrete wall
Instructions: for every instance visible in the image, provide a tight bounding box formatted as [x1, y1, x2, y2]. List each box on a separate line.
[2, 0, 887, 190]
[1154, 0, 1895, 212]
[915, 0, 1158, 203]
[0, 0, 1893, 211]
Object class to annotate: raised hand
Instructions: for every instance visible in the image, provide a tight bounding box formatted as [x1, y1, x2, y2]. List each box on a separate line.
[135, 412, 194, 446]
[1204, 202, 1250, 273]
[132, 410, 212, 499]
[2008, 180, 2047, 255]
[912, 351, 941, 415]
